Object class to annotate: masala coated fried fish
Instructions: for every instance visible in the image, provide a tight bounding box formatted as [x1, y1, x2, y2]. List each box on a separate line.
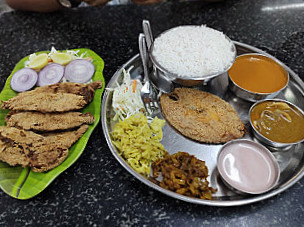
[0, 140, 29, 167]
[0, 138, 69, 172]
[33, 81, 102, 103]
[29, 145, 69, 172]
[1, 81, 103, 112]
[0, 126, 44, 168]
[42, 125, 89, 148]
[0, 126, 44, 144]
[6, 111, 95, 132]
[28, 126, 89, 172]
[0, 125, 89, 172]
[160, 88, 245, 143]
[0, 81, 102, 172]
[1, 92, 88, 112]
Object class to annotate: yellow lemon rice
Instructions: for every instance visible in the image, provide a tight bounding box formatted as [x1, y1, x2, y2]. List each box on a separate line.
[111, 113, 167, 176]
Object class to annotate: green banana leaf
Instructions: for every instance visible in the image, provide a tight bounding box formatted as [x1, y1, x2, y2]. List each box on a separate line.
[0, 48, 105, 199]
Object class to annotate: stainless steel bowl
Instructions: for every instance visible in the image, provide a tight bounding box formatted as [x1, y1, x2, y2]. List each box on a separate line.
[149, 25, 236, 88]
[228, 53, 289, 102]
[249, 99, 304, 148]
[217, 139, 280, 195]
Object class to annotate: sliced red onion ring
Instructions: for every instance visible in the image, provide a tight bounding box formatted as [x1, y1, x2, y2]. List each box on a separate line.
[38, 63, 64, 86]
[64, 59, 95, 83]
[10, 68, 38, 92]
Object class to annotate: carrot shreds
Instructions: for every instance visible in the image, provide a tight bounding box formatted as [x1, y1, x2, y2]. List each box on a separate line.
[110, 68, 144, 121]
[132, 80, 137, 93]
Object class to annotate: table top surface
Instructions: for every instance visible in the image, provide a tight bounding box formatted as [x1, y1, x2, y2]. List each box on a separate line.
[0, 0, 303, 226]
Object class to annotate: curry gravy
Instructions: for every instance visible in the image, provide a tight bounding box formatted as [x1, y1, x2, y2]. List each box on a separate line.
[228, 54, 288, 93]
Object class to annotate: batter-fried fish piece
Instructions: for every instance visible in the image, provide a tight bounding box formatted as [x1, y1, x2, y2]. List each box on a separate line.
[28, 145, 69, 172]
[2, 93, 88, 112]
[0, 139, 69, 172]
[30, 125, 89, 172]
[34, 81, 102, 103]
[6, 111, 95, 131]
[42, 125, 89, 148]
[0, 126, 43, 168]
[0, 125, 89, 172]
[0, 126, 45, 144]
[1, 81, 103, 112]
[0, 140, 29, 167]
[160, 88, 245, 143]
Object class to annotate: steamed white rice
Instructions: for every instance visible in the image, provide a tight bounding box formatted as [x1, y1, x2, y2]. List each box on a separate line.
[152, 25, 235, 78]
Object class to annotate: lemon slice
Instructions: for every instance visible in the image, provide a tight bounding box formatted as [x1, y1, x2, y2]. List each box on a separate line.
[29, 53, 48, 70]
[51, 52, 72, 65]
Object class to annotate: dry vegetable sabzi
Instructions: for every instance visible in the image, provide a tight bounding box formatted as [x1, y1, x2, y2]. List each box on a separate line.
[151, 152, 217, 200]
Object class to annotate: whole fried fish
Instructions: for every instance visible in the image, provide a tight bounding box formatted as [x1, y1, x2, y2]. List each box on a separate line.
[160, 88, 245, 143]
[1, 81, 102, 112]
[6, 111, 95, 131]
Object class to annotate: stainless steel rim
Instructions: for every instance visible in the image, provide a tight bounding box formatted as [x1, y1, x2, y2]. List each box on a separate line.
[101, 41, 304, 206]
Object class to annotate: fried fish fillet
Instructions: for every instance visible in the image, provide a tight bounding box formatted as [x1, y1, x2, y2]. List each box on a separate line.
[160, 88, 245, 143]
[34, 81, 102, 103]
[0, 126, 44, 168]
[42, 125, 89, 148]
[0, 125, 88, 172]
[0, 126, 44, 144]
[28, 145, 69, 172]
[31, 125, 89, 172]
[1, 81, 103, 112]
[1, 93, 87, 112]
[0, 140, 29, 167]
[6, 111, 95, 131]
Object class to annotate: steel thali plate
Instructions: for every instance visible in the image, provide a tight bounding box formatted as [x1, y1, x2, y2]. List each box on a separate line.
[101, 41, 304, 206]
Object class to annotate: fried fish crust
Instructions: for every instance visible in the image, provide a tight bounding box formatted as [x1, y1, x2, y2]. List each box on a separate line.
[6, 111, 95, 132]
[160, 88, 245, 143]
[1, 92, 87, 112]
[0, 125, 88, 172]
[33, 81, 102, 103]
[1, 81, 103, 112]
[42, 125, 89, 148]
[0, 140, 29, 167]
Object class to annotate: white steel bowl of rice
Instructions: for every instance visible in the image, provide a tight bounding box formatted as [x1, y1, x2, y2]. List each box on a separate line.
[150, 25, 236, 87]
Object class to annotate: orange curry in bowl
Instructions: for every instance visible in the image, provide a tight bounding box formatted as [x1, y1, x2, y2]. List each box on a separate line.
[228, 54, 288, 93]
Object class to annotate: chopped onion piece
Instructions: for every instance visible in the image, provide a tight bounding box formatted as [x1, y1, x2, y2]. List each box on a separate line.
[37, 63, 64, 86]
[10, 68, 38, 92]
[64, 59, 95, 83]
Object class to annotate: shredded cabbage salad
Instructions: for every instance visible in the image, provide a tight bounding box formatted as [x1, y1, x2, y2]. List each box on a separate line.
[108, 67, 145, 121]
